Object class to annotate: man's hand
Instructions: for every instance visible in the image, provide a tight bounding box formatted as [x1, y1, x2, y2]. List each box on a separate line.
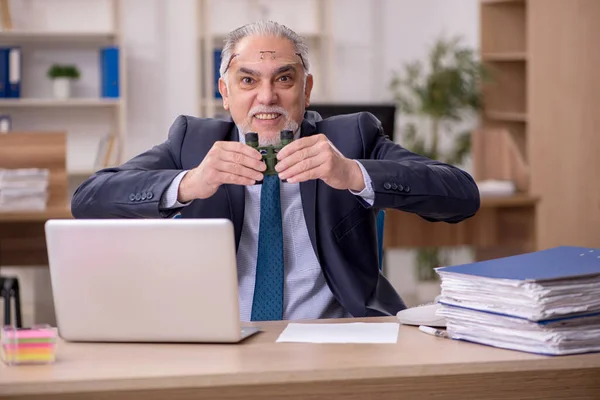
[275, 134, 365, 191]
[178, 141, 266, 202]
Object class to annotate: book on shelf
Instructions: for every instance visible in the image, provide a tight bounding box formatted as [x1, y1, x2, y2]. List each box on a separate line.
[0, 46, 21, 98]
[100, 47, 119, 98]
[214, 48, 222, 99]
[435, 246, 600, 355]
[94, 133, 120, 170]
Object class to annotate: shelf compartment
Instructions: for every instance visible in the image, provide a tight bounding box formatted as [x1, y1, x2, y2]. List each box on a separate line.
[473, 120, 529, 192]
[481, 119, 527, 163]
[481, 0, 526, 54]
[482, 60, 527, 116]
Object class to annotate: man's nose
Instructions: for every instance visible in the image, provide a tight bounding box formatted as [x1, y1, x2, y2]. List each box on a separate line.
[256, 82, 277, 105]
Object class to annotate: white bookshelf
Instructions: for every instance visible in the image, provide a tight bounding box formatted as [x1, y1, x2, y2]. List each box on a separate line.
[1, 0, 126, 178]
[196, 0, 333, 118]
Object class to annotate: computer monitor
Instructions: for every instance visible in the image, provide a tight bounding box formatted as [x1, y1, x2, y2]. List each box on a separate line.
[307, 103, 397, 142]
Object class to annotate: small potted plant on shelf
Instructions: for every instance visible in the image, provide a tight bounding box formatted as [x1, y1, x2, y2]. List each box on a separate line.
[47, 64, 81, 99]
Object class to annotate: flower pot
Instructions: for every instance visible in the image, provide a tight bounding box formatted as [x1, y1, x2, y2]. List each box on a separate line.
[52, 78, 71, 99]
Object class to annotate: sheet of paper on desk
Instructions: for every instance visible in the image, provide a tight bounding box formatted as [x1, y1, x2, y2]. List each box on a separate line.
[276, 322, 399, 344]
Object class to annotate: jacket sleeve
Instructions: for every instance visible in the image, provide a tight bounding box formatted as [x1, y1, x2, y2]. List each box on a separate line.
[70, 115, 189, 219]
[356, 112, 480, 223]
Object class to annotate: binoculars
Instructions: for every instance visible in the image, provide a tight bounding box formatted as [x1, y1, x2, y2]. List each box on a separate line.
[245, 130, 294, 179]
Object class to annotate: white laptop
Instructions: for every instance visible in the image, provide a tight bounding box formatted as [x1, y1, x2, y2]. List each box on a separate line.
[44, 218, 260, 343]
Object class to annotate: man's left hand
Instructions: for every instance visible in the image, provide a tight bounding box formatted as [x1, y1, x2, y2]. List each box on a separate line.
[275, 134, 365, 191]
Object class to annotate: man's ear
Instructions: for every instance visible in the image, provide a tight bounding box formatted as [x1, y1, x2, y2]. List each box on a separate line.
[304, 74, 314, 107]
[218, 78, 229, 110]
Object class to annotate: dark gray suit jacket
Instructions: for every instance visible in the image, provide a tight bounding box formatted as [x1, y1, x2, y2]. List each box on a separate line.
[71, 111, 480, 317]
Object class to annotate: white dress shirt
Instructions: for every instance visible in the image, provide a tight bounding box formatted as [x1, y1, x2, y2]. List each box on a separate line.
[161, 128, 375, 321]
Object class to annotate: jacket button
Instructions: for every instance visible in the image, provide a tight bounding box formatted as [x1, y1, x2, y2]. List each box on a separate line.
[398, 184, 404, 191]
[135, 193, 142, 201]
[384, 182, 391, 190]
[404, 185, 411, 193]
[129, 193, 136, 201]
[141, 192, 147, 200]
[391, 183, 398, 190]
[147, 192, 154, 200]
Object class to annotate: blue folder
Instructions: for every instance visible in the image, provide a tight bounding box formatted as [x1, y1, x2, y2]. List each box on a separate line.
[100, 47, 119, 98]
[7, 47, 21, 98]
[214, 48, 222, 99]
[437, 246, 600, 282]
[0, 47, 9, 97]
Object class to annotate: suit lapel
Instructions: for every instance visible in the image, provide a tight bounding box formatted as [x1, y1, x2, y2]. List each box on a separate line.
[222, 126, 246, 249]
[298, 118, 320, 262]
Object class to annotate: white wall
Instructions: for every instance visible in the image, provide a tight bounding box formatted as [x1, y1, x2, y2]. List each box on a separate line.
[381, 0, 480, 101]
[122, 0, 199, 158]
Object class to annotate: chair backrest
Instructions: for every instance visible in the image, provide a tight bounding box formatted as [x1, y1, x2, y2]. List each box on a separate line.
[0, 132, 68, 209]
[376, 209, 385, 271]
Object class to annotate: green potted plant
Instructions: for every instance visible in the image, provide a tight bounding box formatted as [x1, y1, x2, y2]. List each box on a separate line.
[389, 35, 488, 286]
[47, 64, 81, 99]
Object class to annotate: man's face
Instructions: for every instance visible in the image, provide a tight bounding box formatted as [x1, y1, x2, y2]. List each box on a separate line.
[218, 35, 313, 145]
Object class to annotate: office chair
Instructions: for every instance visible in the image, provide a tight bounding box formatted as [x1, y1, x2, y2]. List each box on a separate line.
[1, 276, 23, 327]
[376, 210, 386, 271]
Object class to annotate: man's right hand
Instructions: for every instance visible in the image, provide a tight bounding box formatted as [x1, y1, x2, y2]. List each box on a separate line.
[178, 141, 266, 202]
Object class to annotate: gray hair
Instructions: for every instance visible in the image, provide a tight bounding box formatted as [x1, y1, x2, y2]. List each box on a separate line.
[219, 21, 310, 82]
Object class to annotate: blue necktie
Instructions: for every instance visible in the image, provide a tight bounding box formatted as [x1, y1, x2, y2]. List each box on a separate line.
[251, 175, 284, 321]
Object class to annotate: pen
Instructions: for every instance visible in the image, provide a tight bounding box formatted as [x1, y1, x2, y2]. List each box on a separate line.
[418, 325, 449, 339]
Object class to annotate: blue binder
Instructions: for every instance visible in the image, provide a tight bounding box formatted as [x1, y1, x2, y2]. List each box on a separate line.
[214, 48, 222, 99]
[0, 47, 10, 98]
[6, 47, 21, 98]
[100, 47, 119, 98]
[437, 246, 600, 282]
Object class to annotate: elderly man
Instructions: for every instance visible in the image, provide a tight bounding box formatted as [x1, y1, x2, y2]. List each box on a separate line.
[71, 21, 480, 321]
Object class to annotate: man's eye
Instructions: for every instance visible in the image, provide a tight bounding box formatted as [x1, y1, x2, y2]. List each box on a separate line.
[278, 75, 291, 82]
[241, 77, 255, 84]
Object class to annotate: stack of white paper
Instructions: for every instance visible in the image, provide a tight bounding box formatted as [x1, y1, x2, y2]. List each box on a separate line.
[0, 168, 49, 211]
[437, 306, 600, 355]
[435, 246, 600, 355]
[438, 273, 600, 321]
[276, 322, 399, 344]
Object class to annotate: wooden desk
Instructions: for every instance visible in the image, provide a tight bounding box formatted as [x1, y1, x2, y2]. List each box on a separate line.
[0, 208, 72, 267]
[1, 317, 599, 400]
[384, 194, 539, 260]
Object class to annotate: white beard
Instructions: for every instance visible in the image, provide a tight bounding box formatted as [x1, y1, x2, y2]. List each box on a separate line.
[241, 118, 299, 147]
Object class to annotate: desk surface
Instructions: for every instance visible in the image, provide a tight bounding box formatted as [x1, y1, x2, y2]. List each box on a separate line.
[1, 317, 599, 400]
